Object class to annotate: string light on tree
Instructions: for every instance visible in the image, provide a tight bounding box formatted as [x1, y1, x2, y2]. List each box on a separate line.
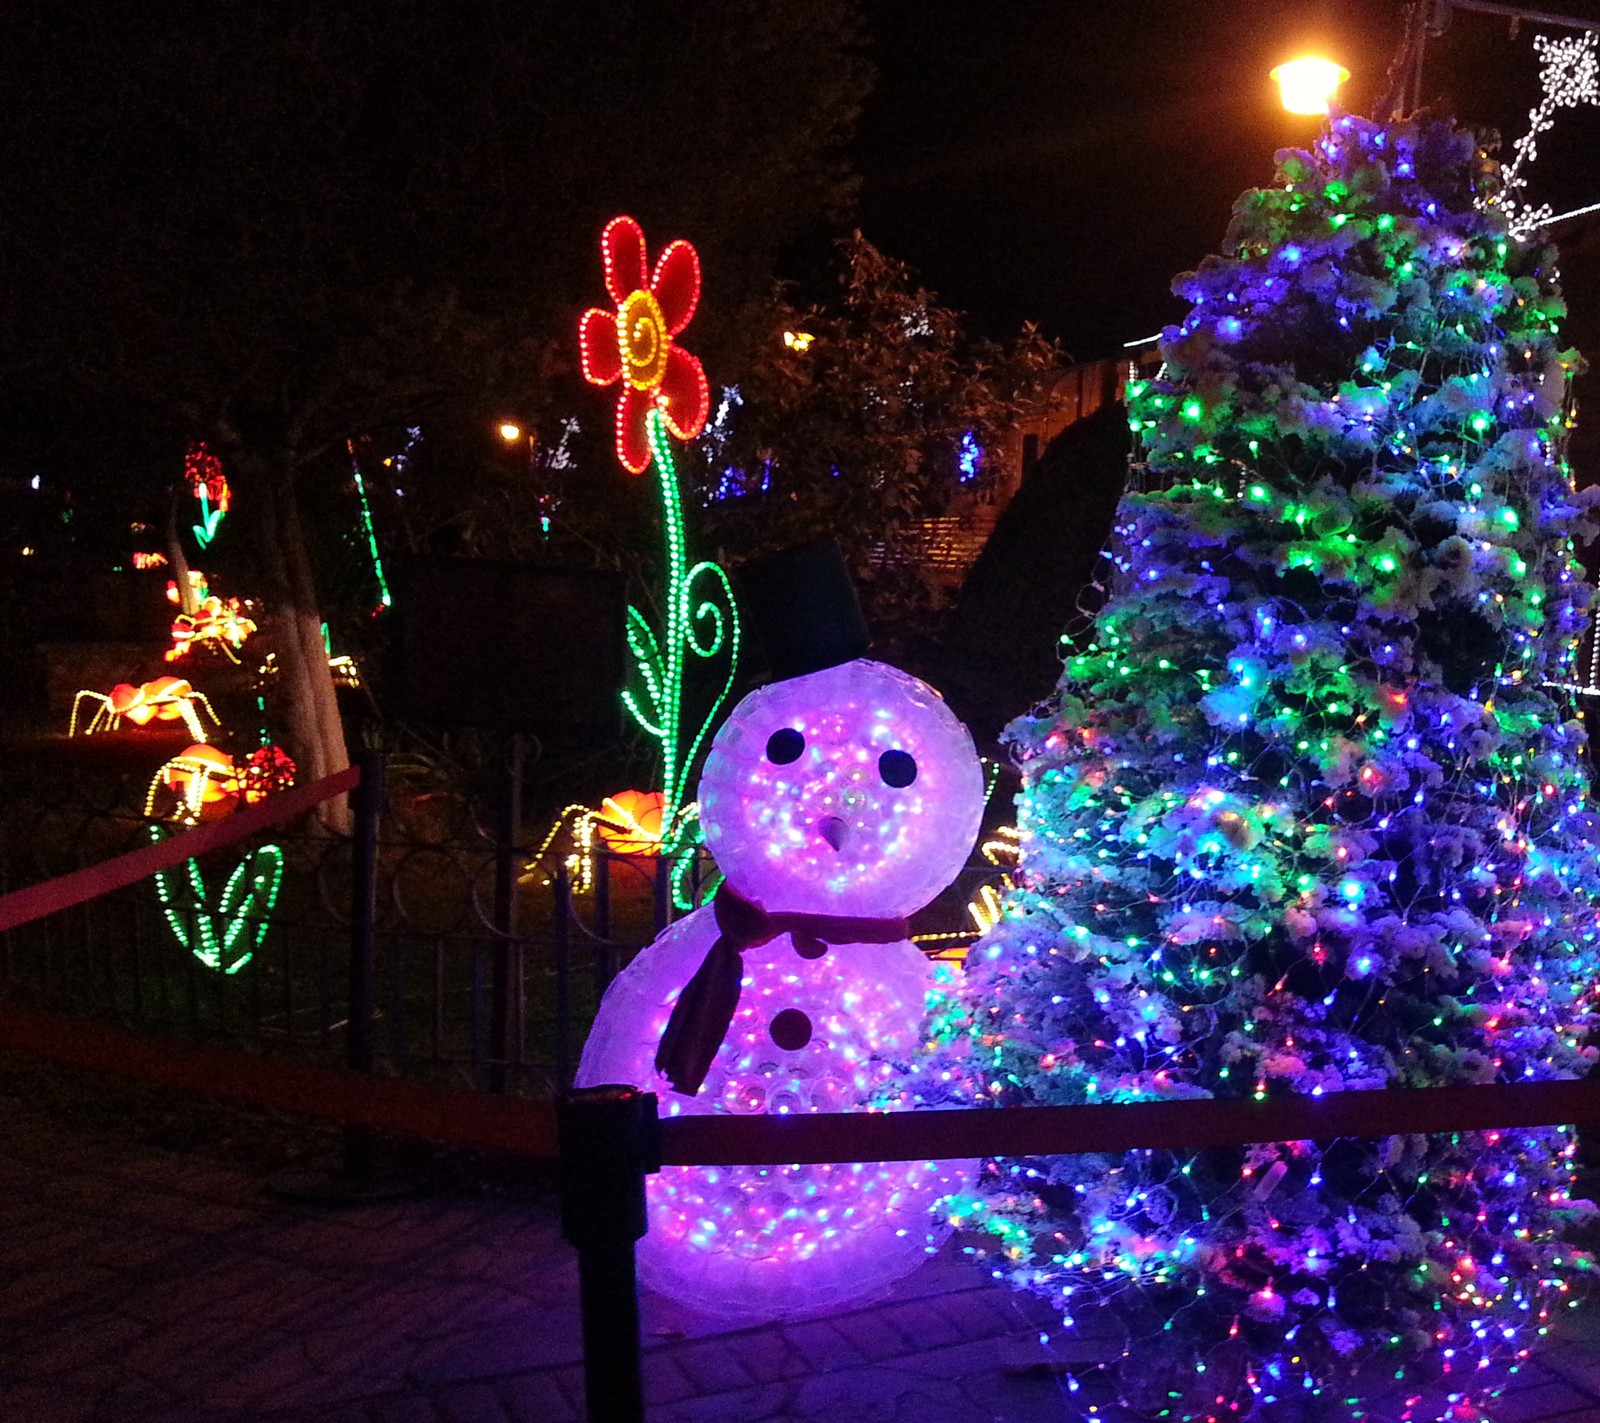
[945, 112, 1600, 1421]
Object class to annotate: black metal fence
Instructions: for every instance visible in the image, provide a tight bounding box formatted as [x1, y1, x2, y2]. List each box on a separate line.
[0, 746, 683, 1098]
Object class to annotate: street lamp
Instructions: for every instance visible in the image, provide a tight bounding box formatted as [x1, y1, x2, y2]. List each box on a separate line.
[1272, 56, 1351, 115]
[497, 421, 523, 444]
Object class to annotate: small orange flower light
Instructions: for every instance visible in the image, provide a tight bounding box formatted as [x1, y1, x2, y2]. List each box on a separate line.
[578, 216, 710, 473]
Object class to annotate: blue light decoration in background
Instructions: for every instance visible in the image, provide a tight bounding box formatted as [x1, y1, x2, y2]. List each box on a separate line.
[936, 111, 1600, 1422]
[711, 459, 772, 502]
[957, 430, 981, 482]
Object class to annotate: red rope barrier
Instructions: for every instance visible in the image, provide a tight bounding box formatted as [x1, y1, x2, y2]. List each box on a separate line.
[0, 764, 361, 934]
[0, 1002, 559, 1158]
[1, 990, 1593, 1169]
[656, 1078, 1600, 1166]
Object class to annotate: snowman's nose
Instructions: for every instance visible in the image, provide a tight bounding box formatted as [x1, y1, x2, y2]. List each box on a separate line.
[817, 815, 848, 852]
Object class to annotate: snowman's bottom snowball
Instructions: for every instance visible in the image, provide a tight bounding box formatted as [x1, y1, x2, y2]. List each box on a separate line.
[577, 913, 973, 1324]
[640, 1155, 969, 1324]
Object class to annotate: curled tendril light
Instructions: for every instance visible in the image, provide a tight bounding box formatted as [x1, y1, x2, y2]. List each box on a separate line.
[617, 410, 740, 909]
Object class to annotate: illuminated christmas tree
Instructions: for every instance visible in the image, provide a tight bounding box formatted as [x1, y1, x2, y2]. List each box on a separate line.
[947, 113, 1600, 1420]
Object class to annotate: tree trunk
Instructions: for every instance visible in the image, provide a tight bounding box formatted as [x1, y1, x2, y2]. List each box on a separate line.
[164, 488, 198, 616]
[251, 446, 351, 832]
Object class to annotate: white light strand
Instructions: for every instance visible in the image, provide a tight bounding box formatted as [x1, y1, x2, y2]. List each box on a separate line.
[1510, 195, 1600, 236]
[1498, 30, 1600, 231]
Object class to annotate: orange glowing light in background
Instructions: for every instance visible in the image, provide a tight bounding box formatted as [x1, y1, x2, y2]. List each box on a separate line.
[593, 789, 667, 858]
[1272, 55, 1350, 115]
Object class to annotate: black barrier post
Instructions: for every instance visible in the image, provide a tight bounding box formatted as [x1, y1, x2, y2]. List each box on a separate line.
[554, 864, 573, 1090]
[344, 750, 385, 1179]
[559, 1085, 659, 1423]
[594, 851, 614, 992]
[490, 734, 526, 1094]
[653, 851, 671, 935]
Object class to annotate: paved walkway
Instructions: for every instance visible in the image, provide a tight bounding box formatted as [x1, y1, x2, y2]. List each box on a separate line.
[1, 1065, 1598, 1423]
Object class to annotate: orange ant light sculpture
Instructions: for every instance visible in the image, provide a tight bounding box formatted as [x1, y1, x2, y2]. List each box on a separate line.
[144, 742, 298, 825]
[148, 743, 241, 824]
[165, 572, 258, 664]
[71, 676, 219, 743]
[593, 789, 667, 860]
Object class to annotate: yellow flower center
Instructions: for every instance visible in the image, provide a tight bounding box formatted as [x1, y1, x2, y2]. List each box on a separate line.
[618, 288, 668, 390]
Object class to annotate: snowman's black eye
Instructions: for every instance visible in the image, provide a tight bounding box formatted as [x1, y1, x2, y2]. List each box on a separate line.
[878, 749, 917, 787]
[766, 728, 805, 764]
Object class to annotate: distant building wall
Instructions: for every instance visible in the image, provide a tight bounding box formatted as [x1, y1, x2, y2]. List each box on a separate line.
[876, 346, 1163, 586]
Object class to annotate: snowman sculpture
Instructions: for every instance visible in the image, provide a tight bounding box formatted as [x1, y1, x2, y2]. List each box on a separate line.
[578, 657, 985, 1322]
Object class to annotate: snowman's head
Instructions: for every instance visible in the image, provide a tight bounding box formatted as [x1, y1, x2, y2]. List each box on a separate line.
[698, 659, 984, 918]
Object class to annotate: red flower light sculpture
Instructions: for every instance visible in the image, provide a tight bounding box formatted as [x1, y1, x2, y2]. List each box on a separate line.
[578, 215, 710, 473]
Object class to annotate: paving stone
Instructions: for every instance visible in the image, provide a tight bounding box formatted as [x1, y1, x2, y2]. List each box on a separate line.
[408, 1311, 583, 1384]
[789, 1364, 939, 1420]
[1545, 1345, 1600, 1399]
[1497, 1380, 1600, 1421]
[432, 1381, 507, 1423]
[679, 1339, 775, 1395]
[359, 1392, 443, 1423]
[654, 1380, 796, 1421]
[872, 1297, 972, 1352]
[831, 1309, 928, 1364]
[641, 1348, 700, 1406]
[706, 1329, 798, 1386]
[494, 1372, 581, 1423]
[8, 1080, 1600, 1423]
[782, 1318, 872, 1375]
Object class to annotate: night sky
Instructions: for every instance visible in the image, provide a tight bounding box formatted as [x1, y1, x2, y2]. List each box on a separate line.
[852, 0, 1600, 360]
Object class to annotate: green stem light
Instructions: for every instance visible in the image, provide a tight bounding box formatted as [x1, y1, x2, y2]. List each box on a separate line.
[621, 408, 740, 907]
[348, 442, 392, 611]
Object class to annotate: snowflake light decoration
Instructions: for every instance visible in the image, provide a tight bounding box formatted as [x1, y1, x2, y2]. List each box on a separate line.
[1500, 29, 1600, 234]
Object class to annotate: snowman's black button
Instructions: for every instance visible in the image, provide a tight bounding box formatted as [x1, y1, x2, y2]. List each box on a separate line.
[769, 1008, 813, 1051]
[792, 933, 827, 959]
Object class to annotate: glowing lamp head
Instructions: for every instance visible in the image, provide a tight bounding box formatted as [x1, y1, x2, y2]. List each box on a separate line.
[697, 659, 985, 918]
[497, 421, 523, 443]
[1271, 56, 1349, 115]
[782, 330, 815, 353]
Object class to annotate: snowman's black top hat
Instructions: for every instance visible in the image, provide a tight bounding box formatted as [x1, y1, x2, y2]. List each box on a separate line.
[735, 540, 870, 682]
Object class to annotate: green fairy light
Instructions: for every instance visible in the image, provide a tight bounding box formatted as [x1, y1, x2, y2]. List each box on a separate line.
[623, 410, 740, 907]
[192, 487, 225, 548]
[347, 441, 393, 612]
[149, 825, 283, 974]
